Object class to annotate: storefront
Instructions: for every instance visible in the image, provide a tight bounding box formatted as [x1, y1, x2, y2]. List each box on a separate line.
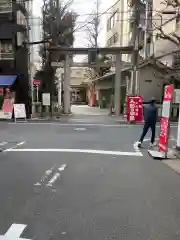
[0, 75, 19, 119]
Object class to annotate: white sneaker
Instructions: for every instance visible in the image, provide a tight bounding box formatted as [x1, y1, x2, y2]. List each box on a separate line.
[137, 141, 142, 148]
[149, 143, 155, 148]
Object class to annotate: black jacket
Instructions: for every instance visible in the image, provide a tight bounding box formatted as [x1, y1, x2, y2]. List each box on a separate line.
[144, 103, 157, 124]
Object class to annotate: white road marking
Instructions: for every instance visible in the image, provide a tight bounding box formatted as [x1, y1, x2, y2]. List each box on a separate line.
[0, 223, 31, 240]
[58, 164, 67, 171]
[8, 122, 128, 127]
[74, 128, 87, 131]
[46, 172, 60, 187]
[3, 141, 26, 152]
[8, 122, 178, 127]
[34, 182, 41, 186]
[34, 165, 56, 186]
[4, 148, 143, 156]
[16, 141, 26, 146]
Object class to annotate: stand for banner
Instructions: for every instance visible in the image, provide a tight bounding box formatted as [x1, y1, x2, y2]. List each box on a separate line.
[13, 104, 27, 123]
[148, 84, 176, 159]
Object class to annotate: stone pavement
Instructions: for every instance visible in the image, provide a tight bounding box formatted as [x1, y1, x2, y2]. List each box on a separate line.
[71, 105, 110, 116]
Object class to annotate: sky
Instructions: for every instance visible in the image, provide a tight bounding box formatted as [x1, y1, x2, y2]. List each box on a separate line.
[33, 0, 110, 62]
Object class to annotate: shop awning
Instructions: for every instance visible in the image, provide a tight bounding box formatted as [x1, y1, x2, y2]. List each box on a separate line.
[0, 75, 18, 86]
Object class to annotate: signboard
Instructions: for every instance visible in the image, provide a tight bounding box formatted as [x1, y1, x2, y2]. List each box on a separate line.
[158, 84, 173, 153]
[126, 96, 143, 122]
[33, 79, 40, 86]
[174, 89, 180, 103]
[42, 93, 50, 106]
[14, 104, 26, 122]
[51, 62, 63, 67]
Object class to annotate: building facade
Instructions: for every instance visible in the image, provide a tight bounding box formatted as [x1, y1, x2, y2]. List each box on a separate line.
[152, 0, 179, 66]
[0, 0, 32, 117]
[106, 0, 130, 63]
[29, 16, 42, 82]
[70, 67, 87, 103]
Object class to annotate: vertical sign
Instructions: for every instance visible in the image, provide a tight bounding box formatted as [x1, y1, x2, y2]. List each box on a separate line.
[158, 84, 173, 153]
[126, 96, 143, 122]
[42, 93, 50, 106]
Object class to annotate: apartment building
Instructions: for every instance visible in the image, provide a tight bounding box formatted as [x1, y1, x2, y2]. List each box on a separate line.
[102, 0, 167, 103]
[0, 0, 32, 117]
[106, 0, 130, 63]
[152, 0, 179, 66]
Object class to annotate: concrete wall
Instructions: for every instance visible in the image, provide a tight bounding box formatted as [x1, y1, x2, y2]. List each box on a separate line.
[139, 66, 167, 102]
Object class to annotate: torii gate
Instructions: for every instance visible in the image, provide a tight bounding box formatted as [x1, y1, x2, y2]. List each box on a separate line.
[48, 46, 134, 116]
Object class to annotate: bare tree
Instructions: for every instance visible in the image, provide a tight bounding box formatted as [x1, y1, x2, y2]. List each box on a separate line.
[84, 0, 100, 48]
[149, 0, 180, 80]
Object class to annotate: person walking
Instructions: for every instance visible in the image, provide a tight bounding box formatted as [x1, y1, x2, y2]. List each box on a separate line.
[137, 97, 157, 148]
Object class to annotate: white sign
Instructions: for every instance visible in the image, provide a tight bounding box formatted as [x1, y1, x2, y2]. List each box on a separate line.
[51, 62, 63, 67]
[42, 93, 50, 106]
[0, 223, 31, 240]
[13, 104, 26, 119]
[174, 89, 180, 103]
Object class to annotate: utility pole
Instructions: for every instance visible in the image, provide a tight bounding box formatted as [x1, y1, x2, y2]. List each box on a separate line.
[144, 1, 149, 59]
[90, 0, 99, 106]
[131, 0, 140, 95]
[114, 53, 122, 116]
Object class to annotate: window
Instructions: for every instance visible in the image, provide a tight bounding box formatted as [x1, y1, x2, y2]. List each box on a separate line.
[176, 14, 180, 29]
[113, 32, 118, 43]
[17, 11, 27, 26]
[0, 0, 12, 13]
[107, 10, 118, 31]
[0, 40, 13, 60]
[155, 33, 160, 40]
[107, 19, 110, 31]
[107, 32, 119, 47]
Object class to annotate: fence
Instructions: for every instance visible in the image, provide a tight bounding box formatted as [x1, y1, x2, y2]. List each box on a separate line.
[32, 102, 62, 118]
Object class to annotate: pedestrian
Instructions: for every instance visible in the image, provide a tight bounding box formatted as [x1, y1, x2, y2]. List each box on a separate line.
[137, 97, 157, 148]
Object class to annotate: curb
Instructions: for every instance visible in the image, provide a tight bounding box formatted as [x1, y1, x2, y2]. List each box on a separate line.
[162, 148, 180, 175]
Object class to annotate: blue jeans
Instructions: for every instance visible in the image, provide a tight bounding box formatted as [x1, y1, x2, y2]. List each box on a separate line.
[139, 122, 156, 144]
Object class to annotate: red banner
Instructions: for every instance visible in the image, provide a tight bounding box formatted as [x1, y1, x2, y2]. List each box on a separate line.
[158, 84, 173, 152]
[33, 79, 40, 86]
[2, 92, 15, 119]
[126, 96, 143, 122]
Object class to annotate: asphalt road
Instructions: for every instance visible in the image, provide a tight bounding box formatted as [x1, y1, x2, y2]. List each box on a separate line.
[0, 116, 180, 239]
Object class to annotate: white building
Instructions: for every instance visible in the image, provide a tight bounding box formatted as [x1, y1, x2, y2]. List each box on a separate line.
[106, 0, 130, 63]
[28, 15, 42, 76]
[70, 67, 87, 103]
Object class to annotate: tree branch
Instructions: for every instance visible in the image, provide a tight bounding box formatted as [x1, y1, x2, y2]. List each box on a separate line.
[156, 26, 180, 46]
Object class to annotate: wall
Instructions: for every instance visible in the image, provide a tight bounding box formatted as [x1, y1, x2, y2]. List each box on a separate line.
[139, 66, 167, 102]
